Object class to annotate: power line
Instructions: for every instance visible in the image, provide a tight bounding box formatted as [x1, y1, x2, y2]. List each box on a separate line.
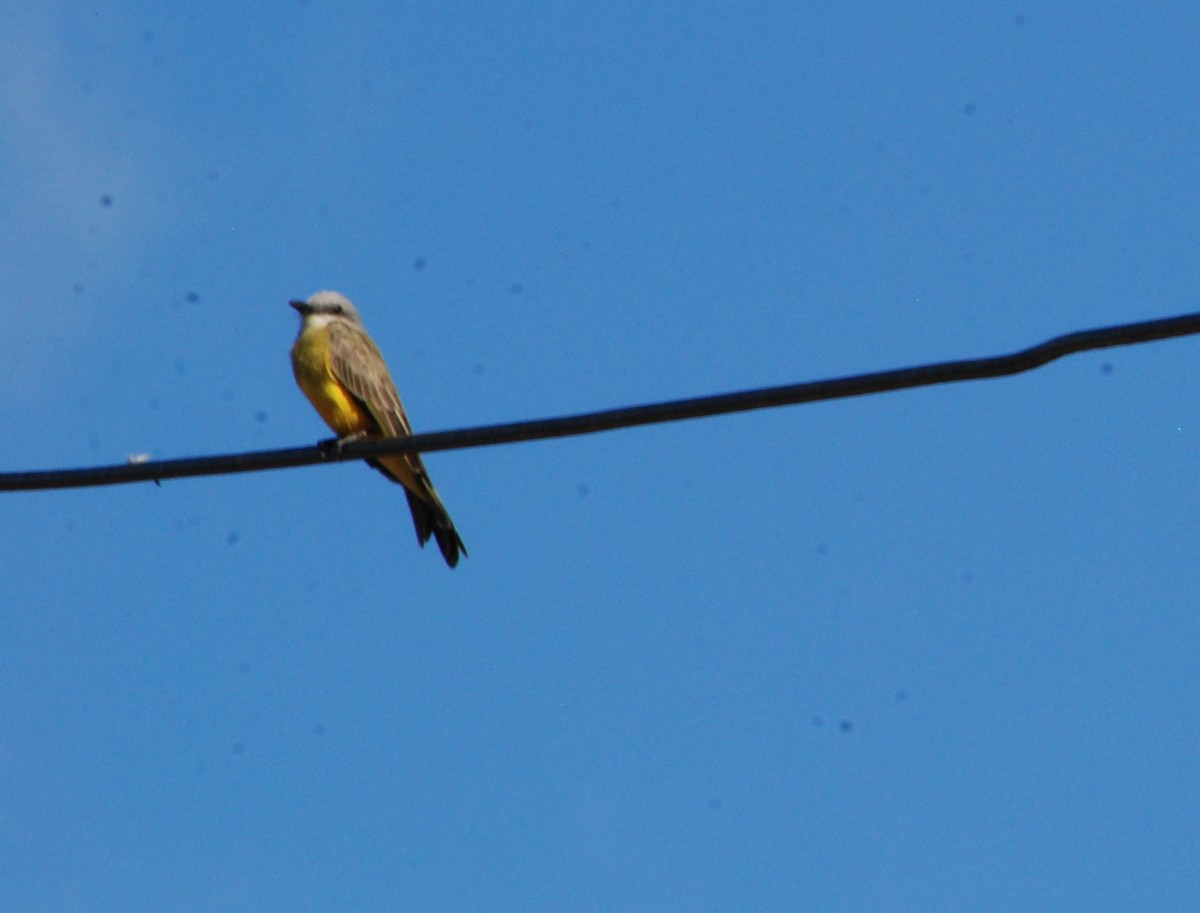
[3, 310, 1198, 493]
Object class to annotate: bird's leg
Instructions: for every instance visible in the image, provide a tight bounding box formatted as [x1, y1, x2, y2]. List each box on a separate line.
[318, 430, 370, 457]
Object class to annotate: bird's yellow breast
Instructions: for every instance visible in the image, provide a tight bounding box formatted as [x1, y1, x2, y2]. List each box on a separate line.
[291, 324, 375, 436]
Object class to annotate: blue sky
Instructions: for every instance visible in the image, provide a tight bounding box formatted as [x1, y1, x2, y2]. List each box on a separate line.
[2, 3, 1198, 910]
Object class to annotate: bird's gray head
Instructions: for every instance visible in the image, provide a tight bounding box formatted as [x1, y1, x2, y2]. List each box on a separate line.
[288, 290, 363, 326]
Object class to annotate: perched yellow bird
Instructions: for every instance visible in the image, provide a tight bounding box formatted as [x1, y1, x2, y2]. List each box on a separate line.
[289, 290, 466, 567]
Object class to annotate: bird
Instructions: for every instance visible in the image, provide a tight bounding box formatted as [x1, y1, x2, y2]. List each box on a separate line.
[289, 290, 467, 567]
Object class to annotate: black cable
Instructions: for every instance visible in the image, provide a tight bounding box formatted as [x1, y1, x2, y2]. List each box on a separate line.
[2, 310, 1197, 493]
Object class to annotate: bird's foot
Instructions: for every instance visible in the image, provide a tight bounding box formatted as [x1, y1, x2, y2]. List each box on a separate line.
[319, 431, 369, 457]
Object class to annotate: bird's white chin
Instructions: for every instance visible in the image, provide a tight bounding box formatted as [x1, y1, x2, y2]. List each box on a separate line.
[304, 312, 339, 329]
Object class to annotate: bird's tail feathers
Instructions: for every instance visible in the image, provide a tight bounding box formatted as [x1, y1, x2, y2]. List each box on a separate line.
[367, 456, 467, 568]
[403, 488, 467, 568]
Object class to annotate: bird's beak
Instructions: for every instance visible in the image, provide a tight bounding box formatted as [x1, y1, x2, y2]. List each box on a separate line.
[289, 299, 309, 314]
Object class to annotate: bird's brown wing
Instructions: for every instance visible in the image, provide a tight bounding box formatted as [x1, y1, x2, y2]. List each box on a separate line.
[326, 319, 467, 566]
[326, 320, 414, 438]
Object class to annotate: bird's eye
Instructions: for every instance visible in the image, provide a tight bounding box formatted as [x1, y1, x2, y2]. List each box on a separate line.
[333, 305, 344, 314]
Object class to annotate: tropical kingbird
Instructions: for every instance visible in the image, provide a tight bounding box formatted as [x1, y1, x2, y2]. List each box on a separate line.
[289, 290, 467, 567]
